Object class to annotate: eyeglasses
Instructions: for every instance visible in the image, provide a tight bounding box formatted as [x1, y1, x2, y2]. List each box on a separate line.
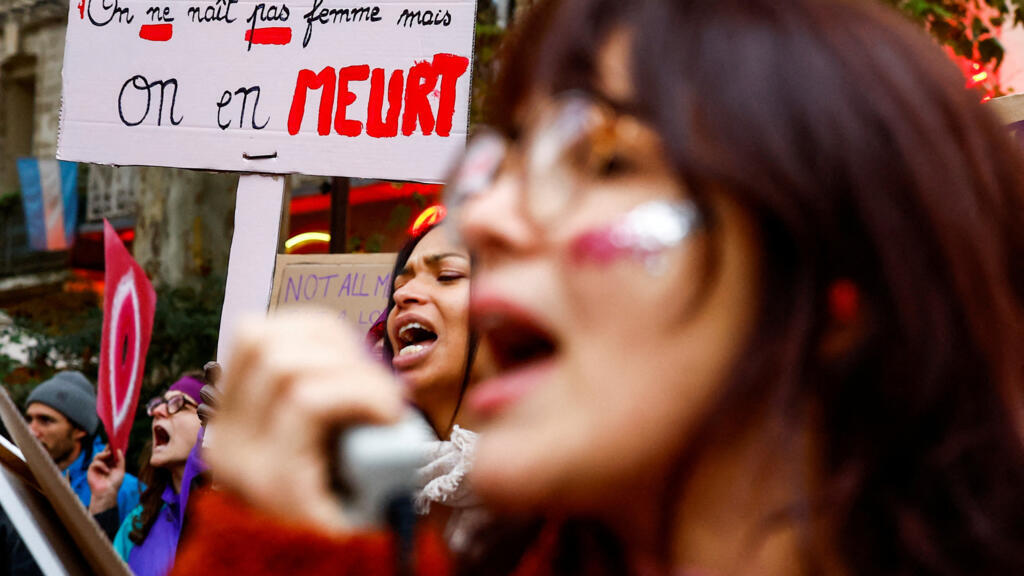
[444, 92, 691, 231]
[145, 394, 197, 417]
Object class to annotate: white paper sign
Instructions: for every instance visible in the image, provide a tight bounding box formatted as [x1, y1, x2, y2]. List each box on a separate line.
[58, 0, 477, 182]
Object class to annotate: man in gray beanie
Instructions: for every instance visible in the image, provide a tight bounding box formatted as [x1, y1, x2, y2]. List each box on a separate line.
[25, 371, 141, 527]
[25, 371, 98, 468]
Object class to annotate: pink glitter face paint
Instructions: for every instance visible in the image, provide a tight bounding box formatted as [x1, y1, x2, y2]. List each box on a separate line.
[569, 199, 702, 274]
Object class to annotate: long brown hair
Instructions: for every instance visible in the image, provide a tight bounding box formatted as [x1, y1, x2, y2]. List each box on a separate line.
[468, 0, 1024, 573]
[129, 441, 170, 545]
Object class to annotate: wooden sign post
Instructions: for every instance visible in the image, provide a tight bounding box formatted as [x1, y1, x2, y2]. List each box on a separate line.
[217, 174, 289, 363]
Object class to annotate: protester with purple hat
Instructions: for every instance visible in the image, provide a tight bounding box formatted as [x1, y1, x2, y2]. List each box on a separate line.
[88, 372, 208, 576]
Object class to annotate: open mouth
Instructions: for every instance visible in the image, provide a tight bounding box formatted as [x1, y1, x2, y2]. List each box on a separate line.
[467, 302, 560, 416]
[397, 322, 438, 357]
[153, 425, 170, 448]
[477, 310, 558, 375]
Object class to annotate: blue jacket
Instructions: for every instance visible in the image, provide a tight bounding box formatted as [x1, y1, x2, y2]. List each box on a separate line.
[64, 436, 142, 527]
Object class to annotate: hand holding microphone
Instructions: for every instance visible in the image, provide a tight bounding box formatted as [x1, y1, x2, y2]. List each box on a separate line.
[205, 311, 406, 532]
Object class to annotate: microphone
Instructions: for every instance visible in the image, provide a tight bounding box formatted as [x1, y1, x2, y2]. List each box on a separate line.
[336, 412, 435, 528]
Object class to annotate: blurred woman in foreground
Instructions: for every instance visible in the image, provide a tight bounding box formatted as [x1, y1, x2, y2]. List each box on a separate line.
[176, 0, 1024, 574]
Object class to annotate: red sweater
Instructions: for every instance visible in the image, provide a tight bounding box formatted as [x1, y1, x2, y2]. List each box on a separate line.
[173, 492, 561, 576]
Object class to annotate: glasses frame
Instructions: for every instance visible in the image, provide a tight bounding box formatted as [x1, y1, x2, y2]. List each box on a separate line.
[145, 394, 197, 417]
[445, 91, 656, 232]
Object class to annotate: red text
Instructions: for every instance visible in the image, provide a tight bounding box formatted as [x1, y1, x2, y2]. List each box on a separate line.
[287, 53, 469, 138]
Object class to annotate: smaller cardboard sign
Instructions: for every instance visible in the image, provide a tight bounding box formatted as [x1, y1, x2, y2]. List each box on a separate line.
[269, 253, 395, 331]
[0, 387, 132, 576]
[98, 219, 157, 456]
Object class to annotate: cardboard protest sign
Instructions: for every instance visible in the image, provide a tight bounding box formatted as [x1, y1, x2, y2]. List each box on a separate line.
[0, 435, 39, 493]
[0, 463, 87, 576]
[269, 253, 395, 330]
[988, 94, 1024, 147]
[97, 220, 157, 456]
[57, 0, 477, 182]
[0, 387, 132, 576]
[988, 93, 1024, 124]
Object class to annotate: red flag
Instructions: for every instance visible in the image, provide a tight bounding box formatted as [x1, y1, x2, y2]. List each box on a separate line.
[97, 220, 156, 455]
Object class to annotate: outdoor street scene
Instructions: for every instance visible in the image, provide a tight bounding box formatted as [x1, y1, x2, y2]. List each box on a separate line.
[0, 1, 1023, 575]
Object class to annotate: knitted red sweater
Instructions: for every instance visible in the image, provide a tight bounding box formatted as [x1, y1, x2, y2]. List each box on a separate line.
[173, 491, 453, 576]
[175, 492, 719, 576]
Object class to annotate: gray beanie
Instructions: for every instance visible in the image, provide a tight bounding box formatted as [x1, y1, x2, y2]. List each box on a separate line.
[25, 371, 99, 436]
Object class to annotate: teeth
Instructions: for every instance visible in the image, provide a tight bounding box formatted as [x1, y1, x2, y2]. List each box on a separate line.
[399, 344, 427, 356]
[399, 322, 425, 343]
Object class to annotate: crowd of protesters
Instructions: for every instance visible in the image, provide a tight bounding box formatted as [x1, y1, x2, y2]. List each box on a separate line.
[2, 370, 207, 576]
[4, 0, 1024, 575]
[5, 221, 490, 576]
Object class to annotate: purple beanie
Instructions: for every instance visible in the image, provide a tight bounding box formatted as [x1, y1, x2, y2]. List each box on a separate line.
[169, 375, 204, 405]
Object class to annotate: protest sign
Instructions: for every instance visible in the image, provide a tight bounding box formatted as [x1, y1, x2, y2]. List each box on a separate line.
[97, 220, 157, 456]
[0, 435, 39, 492]
[0, 464, 86, 576]
[0, 388, 132, 576]
[269, 253, 394, 330]
[57, 0, 477, 182]
[988, 93, 1024, 147]
[989, 93, 1024, 124]
[0, 433, 81, 576]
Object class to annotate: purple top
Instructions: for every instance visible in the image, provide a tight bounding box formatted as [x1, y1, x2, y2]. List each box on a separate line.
[126, 428, 207, 576]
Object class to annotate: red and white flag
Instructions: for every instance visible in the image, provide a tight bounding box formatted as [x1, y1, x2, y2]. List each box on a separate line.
[97, 220, 156, 455]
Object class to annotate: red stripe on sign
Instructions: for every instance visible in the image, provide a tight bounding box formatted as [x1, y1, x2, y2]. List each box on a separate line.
[139, 24, 173, 41]
[245, 27, 292, 45]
